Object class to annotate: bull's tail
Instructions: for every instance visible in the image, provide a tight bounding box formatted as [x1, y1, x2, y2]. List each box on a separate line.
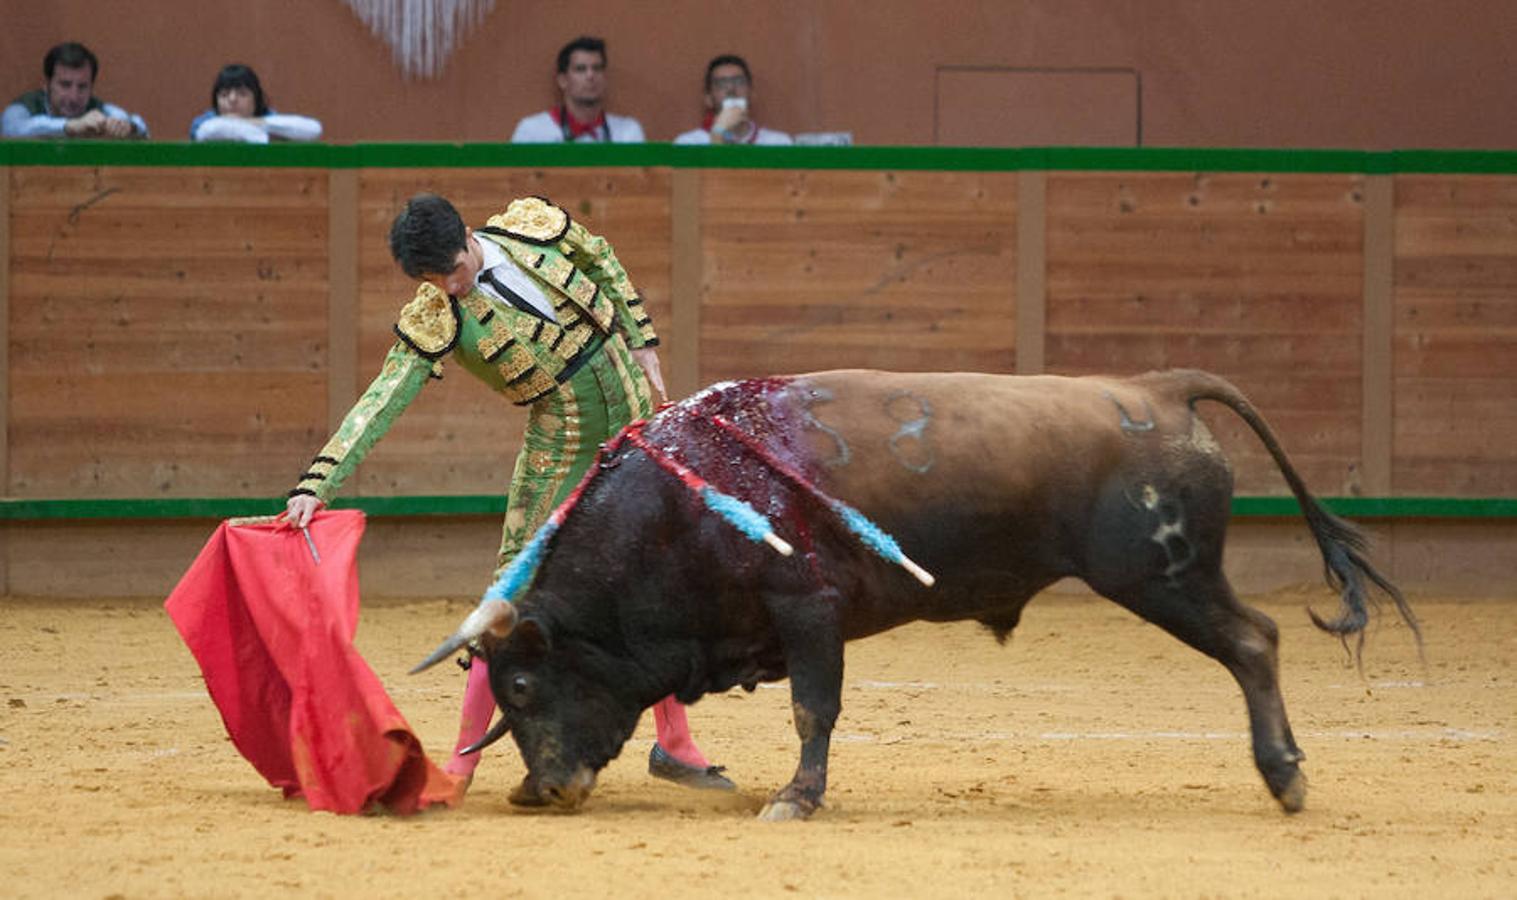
[1168, 370, 1421, 655]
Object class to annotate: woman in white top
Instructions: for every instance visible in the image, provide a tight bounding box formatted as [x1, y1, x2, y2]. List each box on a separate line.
[189, 64, 322, 144]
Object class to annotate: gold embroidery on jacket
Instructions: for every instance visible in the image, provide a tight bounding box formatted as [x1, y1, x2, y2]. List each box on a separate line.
[490, 197, 571, 244]
[501, 365, 558, 402]
[534, 254, 576, 292]
[547, 329, 578, 362]
[477, 321, 516, 362]
[457, 291, 494, 323]
[584, 287, 614, 332]
[499, 343, 536, 378]
[567, 273, 598, 307]
[394, 284, 459, 358]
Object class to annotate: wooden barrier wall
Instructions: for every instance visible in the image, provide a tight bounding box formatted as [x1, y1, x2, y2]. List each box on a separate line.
[1393, 176, 1517, 496]
[1045, 172, 1369, 494]
[8, 167, 331, 498]
[1, 148, 1513, 596]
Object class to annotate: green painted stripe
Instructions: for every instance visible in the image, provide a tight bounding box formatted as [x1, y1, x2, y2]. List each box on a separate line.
[3, 142, 1516, 174]
[1231, 494, 1517, 516]
[0, 495, 1510, 522]
[1231, 496, 1517, 518]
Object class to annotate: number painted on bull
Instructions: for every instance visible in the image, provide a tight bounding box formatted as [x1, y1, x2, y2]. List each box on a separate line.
[1133, 483, 1196, 579]
[798, 386, 852, 468]
[1106, 390, 1157, 433]
[884, 390, 934, 474]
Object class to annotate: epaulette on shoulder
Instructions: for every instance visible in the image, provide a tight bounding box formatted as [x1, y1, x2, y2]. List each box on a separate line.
[393, 282, 460, 359]
[486, 196, 572, 245]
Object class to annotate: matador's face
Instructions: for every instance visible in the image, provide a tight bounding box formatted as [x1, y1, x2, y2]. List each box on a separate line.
[424, 235, 485, 297]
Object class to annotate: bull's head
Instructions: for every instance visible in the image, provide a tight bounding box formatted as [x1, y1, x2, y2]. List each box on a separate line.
[413, 599, 645, 811]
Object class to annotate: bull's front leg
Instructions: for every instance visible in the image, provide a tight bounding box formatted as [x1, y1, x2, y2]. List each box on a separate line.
[759, 594, 844, 822]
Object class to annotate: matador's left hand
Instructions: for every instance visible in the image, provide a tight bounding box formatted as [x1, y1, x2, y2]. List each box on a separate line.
[630, 347, 667, 403]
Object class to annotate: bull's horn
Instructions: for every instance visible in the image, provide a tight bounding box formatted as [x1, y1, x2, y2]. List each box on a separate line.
[408, 599, 518, 675]
[458, 715, 512, 756]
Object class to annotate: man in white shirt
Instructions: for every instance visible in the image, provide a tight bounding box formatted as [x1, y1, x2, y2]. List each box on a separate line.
[2, 42, 148, 140]
[674, 55, 791, 146]
[510, 36, 645, 143]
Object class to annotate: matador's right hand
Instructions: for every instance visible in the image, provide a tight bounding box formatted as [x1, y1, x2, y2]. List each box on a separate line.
[285, 494, 325, 528]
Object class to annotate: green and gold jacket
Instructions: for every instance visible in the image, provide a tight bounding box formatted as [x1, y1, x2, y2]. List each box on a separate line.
[290, 197, 659, 504]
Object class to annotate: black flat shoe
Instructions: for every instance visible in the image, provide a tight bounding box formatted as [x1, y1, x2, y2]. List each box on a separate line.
[648, 744, 736, 791]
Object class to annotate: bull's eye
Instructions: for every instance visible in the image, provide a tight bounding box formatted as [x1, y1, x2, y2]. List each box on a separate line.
[507, 673, 532, 706]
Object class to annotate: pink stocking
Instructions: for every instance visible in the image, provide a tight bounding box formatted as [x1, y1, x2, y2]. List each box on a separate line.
[652, 695, 710, 768]
[445, 658, 495, 778]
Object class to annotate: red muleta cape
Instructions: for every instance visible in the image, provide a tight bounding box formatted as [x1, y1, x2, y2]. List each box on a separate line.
[164, 509, 460, 814]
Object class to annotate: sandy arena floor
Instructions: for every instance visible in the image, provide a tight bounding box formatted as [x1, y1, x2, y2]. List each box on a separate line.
[2, 587, 1513, 898]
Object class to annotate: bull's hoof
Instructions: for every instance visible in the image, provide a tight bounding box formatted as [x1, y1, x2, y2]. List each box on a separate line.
[648, 744, 736, 791]
[1275, 769, 1308, 814]
[757, 799, 812, 822]
[508, 776, 548, 807]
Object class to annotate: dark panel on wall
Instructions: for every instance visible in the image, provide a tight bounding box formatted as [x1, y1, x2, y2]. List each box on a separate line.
[698, 169, 1018, 383]
[1393, 175, 1517, 495]
[1043, 172, 1366, 494]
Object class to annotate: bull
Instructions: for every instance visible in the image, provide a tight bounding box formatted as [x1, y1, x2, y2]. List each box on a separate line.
[414, 369, 1418, 820]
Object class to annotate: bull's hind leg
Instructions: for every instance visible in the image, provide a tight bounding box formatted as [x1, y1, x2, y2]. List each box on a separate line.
[759, 592, 844, 822]
[1109, 572, 1307, 813]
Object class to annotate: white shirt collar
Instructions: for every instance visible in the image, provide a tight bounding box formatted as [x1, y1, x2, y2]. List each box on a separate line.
[475, 232, 508, 273]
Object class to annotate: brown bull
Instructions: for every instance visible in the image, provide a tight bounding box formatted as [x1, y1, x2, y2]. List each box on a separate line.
[416, 368, 1419, 820]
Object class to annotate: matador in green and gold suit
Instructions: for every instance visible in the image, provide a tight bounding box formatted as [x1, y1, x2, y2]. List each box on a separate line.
[286, 195, 731, 793]
[289, 196, 658, 572]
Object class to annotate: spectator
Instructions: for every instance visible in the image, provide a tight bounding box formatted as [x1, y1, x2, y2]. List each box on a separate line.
[189, 64, 322, 143]
[674, 55, 791, 146]
[511, 36, 645, 143]
[2, 42, 148, 139]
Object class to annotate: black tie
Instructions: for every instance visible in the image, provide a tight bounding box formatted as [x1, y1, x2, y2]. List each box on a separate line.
[480, 268, 548, 321]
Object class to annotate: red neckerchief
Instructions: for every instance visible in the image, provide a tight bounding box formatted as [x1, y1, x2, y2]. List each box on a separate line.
[550, 105, 608, 141]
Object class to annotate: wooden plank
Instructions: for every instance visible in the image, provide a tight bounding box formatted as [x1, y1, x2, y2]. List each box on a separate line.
[1045, 172, 1367, 494]
[1393, 175, 1517, 495]
[1361, 176, 1393, 495]
[670, 169, 701, 400]
[1015, 170, 1044, 374]
[327, 170, 359, 435]
[699, 169, 1019, 383]
[7, 167, 330, 498]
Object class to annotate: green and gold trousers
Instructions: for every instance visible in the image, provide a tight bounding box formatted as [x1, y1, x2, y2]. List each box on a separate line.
[495, 332, 656, 573]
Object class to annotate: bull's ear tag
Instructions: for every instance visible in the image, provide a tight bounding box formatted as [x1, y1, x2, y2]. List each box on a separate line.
[514, 618, 553, 658]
